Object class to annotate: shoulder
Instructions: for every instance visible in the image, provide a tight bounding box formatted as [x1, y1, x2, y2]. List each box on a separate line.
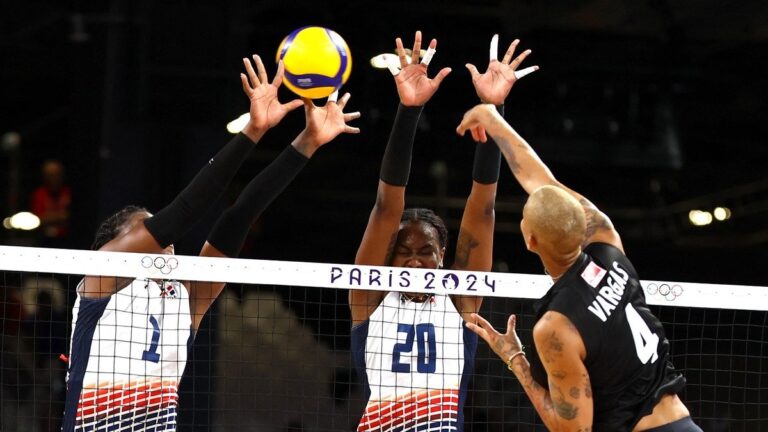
[584, 242, 638, 278]
[533, 311, 586, 361]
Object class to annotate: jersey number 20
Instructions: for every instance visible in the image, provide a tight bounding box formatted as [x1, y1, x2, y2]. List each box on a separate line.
[392, 323, 437, 373]
[625, 304, 659, 364]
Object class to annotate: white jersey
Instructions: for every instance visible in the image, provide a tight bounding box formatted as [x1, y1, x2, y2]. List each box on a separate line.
[62, 279, 192, 432]
[351, 292, 477, 432]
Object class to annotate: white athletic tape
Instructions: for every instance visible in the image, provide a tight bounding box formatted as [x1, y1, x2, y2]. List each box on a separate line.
[386, 58, 401, 76]
[420, 47, 436, 66]
[489, 34, 499, 60]
[327, 89, 339, 103]
[514, 66, 537, 80]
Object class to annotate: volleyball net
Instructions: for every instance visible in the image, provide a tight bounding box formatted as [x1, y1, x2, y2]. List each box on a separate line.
[1, 245, 766, 431]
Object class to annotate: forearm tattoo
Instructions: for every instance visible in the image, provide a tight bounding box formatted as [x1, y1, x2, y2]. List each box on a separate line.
[496, 137, 522, 175]
[551, 383, 579, 420]
[453, 231, 479, 270]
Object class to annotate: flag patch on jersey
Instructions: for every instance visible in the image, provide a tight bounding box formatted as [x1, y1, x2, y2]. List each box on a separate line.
[581, 261, 606, 288]
[161, 281, 180, 298]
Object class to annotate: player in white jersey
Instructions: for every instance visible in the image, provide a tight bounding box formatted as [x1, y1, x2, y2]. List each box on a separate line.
[62, 54, 360, 432]
[350, 32, 537, 432]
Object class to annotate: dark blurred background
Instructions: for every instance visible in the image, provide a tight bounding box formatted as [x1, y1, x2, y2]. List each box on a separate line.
[1, 1, 768, 431]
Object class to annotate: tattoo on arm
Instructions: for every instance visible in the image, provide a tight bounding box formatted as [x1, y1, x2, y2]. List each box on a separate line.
[542, 331, 564, 364]
[583, 373, 592, 399]
[551, 370, 567, 380]
[454, 231, 479, 269]
[579, 198, 613, 239]
[569, 386, 581, 399]
[496, 137, 522, 175]
[551, 383, 579, 420]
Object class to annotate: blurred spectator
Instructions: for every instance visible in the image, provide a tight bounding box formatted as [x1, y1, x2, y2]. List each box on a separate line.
[30, 160, 71, 247]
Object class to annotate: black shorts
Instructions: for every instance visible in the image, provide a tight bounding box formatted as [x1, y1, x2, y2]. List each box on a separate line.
[643, 416, 702, 432]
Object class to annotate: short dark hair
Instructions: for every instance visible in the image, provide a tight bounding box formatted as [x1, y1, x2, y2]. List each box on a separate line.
[400, 208, 448, 249]
[91, 205, 148, 250]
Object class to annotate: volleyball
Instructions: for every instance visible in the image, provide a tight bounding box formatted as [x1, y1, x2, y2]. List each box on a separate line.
[276, 26, 352, 99]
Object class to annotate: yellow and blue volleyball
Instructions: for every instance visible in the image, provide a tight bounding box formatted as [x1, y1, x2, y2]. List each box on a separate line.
[276, 26, 352, 99]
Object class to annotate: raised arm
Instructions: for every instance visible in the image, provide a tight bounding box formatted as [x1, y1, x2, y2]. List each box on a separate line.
[192, 92, 360, 329]
[81, 55, 304, 298]
[453, 36, 538, 317]
[456, 104, 622, 250]
[351, 31, 450, 324]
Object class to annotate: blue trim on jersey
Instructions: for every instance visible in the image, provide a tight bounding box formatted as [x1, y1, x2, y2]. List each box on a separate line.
[457, 325, 478, 432]
[391, 420, 458, 432]
[351, 320, 371, 400]
[62, 296, 111, 432]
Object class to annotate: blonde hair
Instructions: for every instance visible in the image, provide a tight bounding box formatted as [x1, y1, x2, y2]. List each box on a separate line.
[523, 185, 586, 256]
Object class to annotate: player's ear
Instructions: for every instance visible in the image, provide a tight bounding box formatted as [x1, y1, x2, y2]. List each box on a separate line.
[521, 220, 537, 252]
[526, 233, 539, 252]
[439, 247, 446, 268]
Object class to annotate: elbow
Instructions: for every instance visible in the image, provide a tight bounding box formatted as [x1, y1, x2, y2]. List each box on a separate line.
[372, 188, 405, 220]
[372, 196, 403, 220]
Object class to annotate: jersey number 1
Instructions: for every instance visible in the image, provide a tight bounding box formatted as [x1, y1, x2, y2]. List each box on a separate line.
[142, 315, 161, 363]
[392, 323, 437, 373]
[625, 304, 659, 364]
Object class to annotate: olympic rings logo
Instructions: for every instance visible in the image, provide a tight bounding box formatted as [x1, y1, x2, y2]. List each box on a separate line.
[645, 283, 684, 301]
[141, 256, 179, 275]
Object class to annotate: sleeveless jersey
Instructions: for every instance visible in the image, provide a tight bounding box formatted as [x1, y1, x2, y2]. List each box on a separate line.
[351, 292, 477, 432]
[62, 279, 193, 432]
[530, 243, 685, 430]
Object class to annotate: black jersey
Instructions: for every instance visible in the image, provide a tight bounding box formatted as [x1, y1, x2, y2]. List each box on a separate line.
[530, 242, 685, 431]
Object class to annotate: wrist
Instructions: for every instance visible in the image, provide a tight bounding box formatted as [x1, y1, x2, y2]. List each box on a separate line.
[291, 132, 318, 158]
[505, 346, 526, 371]
[241, 122, 267, 143]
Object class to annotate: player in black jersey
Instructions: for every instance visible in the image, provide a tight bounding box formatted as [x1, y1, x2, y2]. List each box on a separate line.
[457, 104, 702, 432]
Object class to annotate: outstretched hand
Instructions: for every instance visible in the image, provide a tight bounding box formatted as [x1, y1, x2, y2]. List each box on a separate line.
[466, 312, 524, 363]
[393, 31, 452, 107]
[241, 55, 304, 141]
[292, 92, 361, 158]
[466, 35, 539, 105]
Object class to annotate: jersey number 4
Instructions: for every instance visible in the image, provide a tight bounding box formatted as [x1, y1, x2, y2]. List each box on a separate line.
[391, 323, 437, 373]
[625, 304, 659, 364]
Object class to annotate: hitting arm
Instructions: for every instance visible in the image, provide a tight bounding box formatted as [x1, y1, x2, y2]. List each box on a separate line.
[456, 104, 622, 250]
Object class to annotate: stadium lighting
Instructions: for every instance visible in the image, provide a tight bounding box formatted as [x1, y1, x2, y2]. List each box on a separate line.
[688, 210, 713, 227]
[370, 53, 399, 69]
[713, 207, 732, 221]
[3, 212, 40, 230]
[226, 113, 249, 134]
